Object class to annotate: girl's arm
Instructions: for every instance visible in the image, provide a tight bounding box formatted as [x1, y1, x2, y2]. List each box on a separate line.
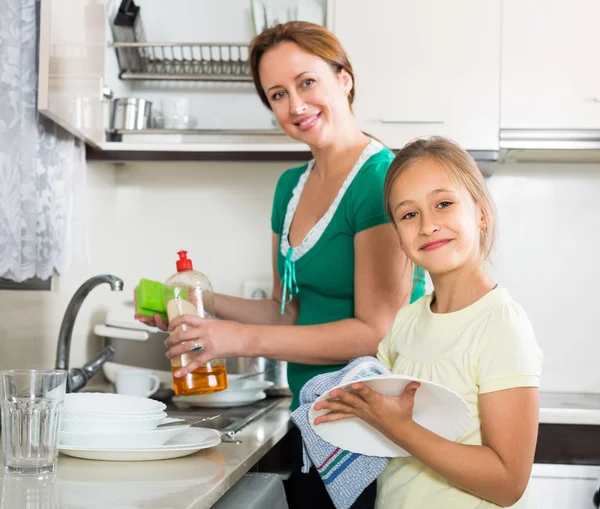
[165, 224, 412, 372]
[390, 387, 539, 507]
[316, 385, 539, 507]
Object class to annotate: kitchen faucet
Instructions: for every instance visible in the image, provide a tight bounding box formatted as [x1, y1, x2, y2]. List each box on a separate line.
[55, 274, 124, 392]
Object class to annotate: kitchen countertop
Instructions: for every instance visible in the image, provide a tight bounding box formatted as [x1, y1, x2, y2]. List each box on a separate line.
[2, 390, 599, 508]
[0, 397, 293, 509]
[539, 391, 600, 425]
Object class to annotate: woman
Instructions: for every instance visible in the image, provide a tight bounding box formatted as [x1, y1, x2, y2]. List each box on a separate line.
[138, 21, 425, 509]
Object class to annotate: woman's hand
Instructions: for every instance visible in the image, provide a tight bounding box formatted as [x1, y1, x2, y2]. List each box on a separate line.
[313, 381, 420, 436]
[134, 314, 168, 331]
[164, 315, 252, 377]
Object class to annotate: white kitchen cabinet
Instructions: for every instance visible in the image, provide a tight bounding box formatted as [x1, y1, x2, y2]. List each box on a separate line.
[501, 0, 600, 131]
[39, 0, 106, 148]
[38, 0, 332, 153]
[333, 0, 501, 151]
[529, 464, 600, 508]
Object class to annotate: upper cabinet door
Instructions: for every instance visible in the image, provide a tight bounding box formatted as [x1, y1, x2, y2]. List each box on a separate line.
[334, 0, 501, 151]
[501, 0, 600, 129]
[38, 0, 106, 147]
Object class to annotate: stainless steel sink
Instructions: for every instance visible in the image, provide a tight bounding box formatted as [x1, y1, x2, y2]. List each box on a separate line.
[164, 396, 285, 436]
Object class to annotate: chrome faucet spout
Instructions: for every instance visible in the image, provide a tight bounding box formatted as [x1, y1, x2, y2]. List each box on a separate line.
[56, 274, 124, 392]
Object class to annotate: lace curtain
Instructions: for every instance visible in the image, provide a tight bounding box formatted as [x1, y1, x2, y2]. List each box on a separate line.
[0, 0, 88, 282]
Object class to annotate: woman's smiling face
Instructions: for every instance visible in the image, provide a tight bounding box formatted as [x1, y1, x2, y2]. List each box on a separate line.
[258, 41, 352, 147]
[389, 157, 486, 276]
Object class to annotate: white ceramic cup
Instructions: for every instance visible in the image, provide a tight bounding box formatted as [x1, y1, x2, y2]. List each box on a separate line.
[115, 369, 161, 398]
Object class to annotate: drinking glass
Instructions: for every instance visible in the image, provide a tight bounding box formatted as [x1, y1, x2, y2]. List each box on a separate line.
[0, 370, 67, 476]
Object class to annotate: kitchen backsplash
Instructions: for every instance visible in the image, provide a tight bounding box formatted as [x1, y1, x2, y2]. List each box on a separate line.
[0, 159, 596, 393]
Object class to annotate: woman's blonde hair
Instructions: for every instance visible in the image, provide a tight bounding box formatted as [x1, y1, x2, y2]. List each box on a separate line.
[249, 21, 355, 110]
[383, 136, 497, 262]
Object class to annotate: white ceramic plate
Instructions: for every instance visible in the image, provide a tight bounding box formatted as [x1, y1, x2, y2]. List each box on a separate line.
[226, 378, 274, 391]
[60, 411, 168, 433]
[58, 428, 221, 462]
[309, 375, 472, 457]
[171, 381, 272, 408]
[59, 423, 189, 449]
[173, 392, 267, 409]
[63, 392, 166, 416]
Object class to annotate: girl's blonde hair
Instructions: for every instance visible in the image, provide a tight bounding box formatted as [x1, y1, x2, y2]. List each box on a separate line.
[383, 136, 497, 262]
[249, 21, 355, 110]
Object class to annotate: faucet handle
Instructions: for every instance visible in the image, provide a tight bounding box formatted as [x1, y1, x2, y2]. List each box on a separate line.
[67, 346, 115, 393]
[82, 346, 115, 379]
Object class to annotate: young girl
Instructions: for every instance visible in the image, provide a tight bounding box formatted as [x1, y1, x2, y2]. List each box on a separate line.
[314, 136, 543, 508]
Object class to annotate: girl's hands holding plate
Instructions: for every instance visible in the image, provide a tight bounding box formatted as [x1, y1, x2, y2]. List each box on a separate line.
[313, 381, 421, 437]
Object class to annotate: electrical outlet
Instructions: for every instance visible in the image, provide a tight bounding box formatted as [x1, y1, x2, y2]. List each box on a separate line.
[243, 280, 273, 299]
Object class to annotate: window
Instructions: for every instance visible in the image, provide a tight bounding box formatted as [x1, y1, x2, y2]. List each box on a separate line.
[0, 277, 52, 291]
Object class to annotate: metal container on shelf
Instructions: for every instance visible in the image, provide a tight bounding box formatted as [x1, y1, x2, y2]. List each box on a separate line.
[226, 357, 289, 396]
[110, 98, 151, 130]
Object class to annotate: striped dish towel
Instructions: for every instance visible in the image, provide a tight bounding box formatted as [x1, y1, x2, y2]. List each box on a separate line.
[290, 356, 389, 509]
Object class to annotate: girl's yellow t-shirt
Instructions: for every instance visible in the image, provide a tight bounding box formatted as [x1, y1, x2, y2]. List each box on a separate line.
[376, 288, 543, 509]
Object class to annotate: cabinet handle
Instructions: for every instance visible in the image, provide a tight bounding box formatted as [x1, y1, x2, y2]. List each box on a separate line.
[99, 77, 113, 103]
[380, 118, 445, 124]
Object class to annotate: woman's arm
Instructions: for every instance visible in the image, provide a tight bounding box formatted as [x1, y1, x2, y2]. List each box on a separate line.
[252, 223, 411, 363]
[316, 385, 539, 507]
[212, 233, 298, 326]
[165, 223, 412, 372]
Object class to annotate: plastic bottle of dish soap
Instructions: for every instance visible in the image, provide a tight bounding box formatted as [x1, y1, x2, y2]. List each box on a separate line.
[164, 250, 228, 395]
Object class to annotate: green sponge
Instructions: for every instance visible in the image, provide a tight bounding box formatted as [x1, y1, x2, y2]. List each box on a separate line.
[134, 278, 168, 323]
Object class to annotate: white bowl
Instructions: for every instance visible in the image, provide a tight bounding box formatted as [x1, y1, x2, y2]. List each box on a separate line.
[224, 379, 274, 391]
[58, 423, 189, 449]
[63, 392, 166, 416]
[60, 412, 167, 433]
[184, 380, 273, 402]
[173, 380, 274, 408]
[61, 408, 165, 421]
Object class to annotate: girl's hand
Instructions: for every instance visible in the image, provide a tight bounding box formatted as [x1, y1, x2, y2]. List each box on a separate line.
[164, 315, 251, 377]
[313, 381, 421, 436]
[134, 314, 168, 332]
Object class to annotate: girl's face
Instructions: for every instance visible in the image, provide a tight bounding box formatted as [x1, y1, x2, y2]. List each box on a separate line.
[389, 157, 486, 276]
[258, 41, 352, 148]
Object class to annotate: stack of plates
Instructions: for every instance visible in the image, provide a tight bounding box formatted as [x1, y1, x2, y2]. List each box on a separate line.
[58, 393, 220, 461]
[172, 378, 274, 408]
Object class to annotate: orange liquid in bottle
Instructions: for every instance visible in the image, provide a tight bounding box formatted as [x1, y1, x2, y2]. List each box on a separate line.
[167, 298, 228, 396]
[164, 253, 226, 396]
[171, 356, 228, 396]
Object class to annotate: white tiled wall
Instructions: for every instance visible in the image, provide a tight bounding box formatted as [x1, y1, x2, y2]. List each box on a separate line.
[111, 160, 286, 297]
[0, 158, 597, 393]
[487, 163, 599, 392]
[0, 160, 286, 372]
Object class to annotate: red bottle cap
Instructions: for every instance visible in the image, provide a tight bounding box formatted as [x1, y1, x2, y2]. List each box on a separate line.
[176, 250, 193, 272]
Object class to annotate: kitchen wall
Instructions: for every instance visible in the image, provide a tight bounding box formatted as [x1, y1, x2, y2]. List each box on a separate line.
[0, 158, 597, 393]
[0, 159, 285, 373]
[487, 162, 598, 393]
[0, 162, 121, 372]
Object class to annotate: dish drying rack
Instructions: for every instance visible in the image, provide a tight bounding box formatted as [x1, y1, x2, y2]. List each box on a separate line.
[110, 1, 252, 82]
[113, 42, 252, 81]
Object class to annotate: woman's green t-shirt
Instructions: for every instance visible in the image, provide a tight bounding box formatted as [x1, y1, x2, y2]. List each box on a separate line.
[271, 143, 426, 409]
